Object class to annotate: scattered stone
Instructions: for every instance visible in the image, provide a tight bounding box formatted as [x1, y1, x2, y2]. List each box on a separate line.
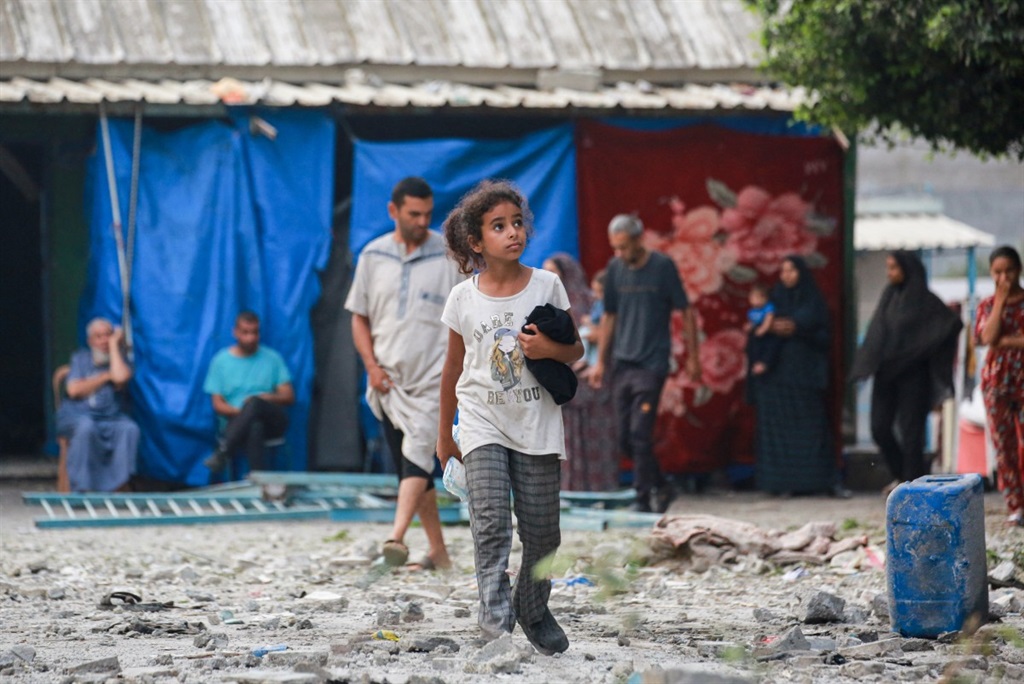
[70, 656, 121, 674]
[464, 634, 532, 674]
[753, 607, 780, 623]
[842, 604, 870, 624]
[46, 587, 65, 600]
[805, 636, 836, 651]
[870, 594, 889, 621]
[264, 649, 328, 668]
[9, 645, 34, 663]
[401, 601, 425, 622]
[839, 660, 886, 678]
[184, 589, 216, 603]
[991, 591, 1021, 615]
[403, 636, 460, 653]
[801, 590, 846, 624]
[454, 607, 471, 618]
[178, 566, 199, 583]
[900, 638, 932, 652]
[990, 560, 1023, 587]
[430, 656, 460, 671]
[839, 638, 903, 659]
[122, 665, 179, 681]
[757, 626, 810, 655]
[377, 606, 402, 626]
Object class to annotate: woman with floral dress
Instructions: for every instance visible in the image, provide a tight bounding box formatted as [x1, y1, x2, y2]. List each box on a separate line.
[975, 246, 1024, 525]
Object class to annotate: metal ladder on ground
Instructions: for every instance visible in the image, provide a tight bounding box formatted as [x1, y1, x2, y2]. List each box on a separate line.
[22, 472, 646, 530]
[21, 479, 393, 528]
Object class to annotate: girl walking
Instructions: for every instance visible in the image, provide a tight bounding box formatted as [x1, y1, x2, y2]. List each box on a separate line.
[975, 246, 1024, 525]
[436, 180, 583, 655]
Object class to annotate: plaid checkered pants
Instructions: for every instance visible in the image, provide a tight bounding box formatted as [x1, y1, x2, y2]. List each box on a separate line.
[464, 444, 562, 637]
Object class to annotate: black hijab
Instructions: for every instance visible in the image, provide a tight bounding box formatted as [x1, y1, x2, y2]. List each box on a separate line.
[772, 255, 829, 349]
[851, 251, 963, 391]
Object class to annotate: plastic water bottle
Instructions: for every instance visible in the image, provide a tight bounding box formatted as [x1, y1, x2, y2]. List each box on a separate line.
[443, 425, 469, 501]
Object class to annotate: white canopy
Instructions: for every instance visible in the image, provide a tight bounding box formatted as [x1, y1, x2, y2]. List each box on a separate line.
[854, 212, 996, 251]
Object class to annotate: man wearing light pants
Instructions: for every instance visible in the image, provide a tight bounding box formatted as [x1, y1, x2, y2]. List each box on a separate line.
[345, 177, 464, 570]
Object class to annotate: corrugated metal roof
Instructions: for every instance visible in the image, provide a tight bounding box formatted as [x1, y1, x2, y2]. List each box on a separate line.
[0, 75, 804, 111]
[854, 213, 996, 251]
[0, 0, 766, 85]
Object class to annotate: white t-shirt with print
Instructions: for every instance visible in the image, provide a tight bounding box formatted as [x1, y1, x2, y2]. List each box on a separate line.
[440, 268, 570, 460]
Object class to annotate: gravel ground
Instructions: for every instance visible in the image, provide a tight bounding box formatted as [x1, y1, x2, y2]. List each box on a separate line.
[1, 479, 1023, 684]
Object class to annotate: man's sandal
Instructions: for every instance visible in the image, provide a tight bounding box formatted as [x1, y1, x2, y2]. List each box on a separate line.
[381, 539, 409, 567]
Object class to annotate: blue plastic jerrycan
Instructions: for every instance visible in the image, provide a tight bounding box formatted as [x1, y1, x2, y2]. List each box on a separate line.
[886, 473, 988, 637]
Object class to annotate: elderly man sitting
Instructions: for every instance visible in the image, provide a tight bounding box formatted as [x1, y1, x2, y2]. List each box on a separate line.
[56, 317, 139, 492]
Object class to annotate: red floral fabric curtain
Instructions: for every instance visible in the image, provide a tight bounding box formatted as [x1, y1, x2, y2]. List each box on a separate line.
[576, 121, 846, 477]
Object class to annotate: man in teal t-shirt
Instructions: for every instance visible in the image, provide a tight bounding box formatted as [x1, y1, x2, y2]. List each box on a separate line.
[202, 311, 294, 473]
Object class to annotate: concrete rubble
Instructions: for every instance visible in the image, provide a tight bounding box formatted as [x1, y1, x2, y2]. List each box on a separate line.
[1, 491, 1023, 683]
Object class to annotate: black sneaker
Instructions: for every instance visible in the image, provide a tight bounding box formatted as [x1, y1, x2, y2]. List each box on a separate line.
[203, 449, 228, 472]
[517, 608, 569, 656]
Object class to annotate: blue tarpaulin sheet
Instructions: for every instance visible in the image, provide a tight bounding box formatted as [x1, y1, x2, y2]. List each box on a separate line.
[349, 124, 578, 264]
[80, 111, 334, 485]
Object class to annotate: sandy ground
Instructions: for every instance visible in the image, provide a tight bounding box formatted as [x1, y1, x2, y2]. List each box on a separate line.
[1, 479, 1023, 683]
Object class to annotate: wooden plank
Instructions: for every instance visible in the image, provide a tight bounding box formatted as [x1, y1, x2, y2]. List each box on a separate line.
[158, 0, 221, 66]
[529, 0, 592, 70]
[201, 0, 270, 65]
[569, 0, 647, 71]
[108, 0, 173, 64]
[661, 0, 744, 69]
[387, 0, 455, 67]
[483, 0, 555, 69]
[342, 0, 412, 65]
[249, 0, 315, 66]
[629, 0, 690, 69]
[16, 0, 73, 62]
[297, 0, 357, 65]
[57, 0, 124, 64]
[0, 0, 26, 62]
[440, 0, 508, 68]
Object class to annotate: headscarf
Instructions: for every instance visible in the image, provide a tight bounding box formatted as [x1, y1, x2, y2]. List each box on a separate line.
[851, 251, 963, 392]
[771, 255, 829, 349]
[547, 253, 595, 325]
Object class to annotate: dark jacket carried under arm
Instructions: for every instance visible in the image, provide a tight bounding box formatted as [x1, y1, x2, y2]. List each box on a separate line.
[522, 304, 578, 405]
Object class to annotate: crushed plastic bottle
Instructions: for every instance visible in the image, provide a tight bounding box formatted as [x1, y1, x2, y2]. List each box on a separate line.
[443, 425, 469, 501]
[443, 458, 469, 501]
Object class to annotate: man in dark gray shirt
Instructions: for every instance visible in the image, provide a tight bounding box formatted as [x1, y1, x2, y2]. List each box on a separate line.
[589, 214, 701, 512]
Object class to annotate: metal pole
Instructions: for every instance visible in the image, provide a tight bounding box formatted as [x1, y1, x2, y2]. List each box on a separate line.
[123, 105, 143, 354]
[98, 104, 130, 340]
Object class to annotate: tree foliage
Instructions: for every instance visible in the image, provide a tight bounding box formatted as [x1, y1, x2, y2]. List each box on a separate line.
[746, 0, 1024, 159]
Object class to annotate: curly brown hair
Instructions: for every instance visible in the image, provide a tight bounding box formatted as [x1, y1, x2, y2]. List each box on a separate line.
[442, 180, 534, 275]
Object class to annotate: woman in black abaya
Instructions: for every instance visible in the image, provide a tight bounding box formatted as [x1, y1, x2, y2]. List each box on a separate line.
[751, 255, 836, 495]
[851, 251, 963, 493]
